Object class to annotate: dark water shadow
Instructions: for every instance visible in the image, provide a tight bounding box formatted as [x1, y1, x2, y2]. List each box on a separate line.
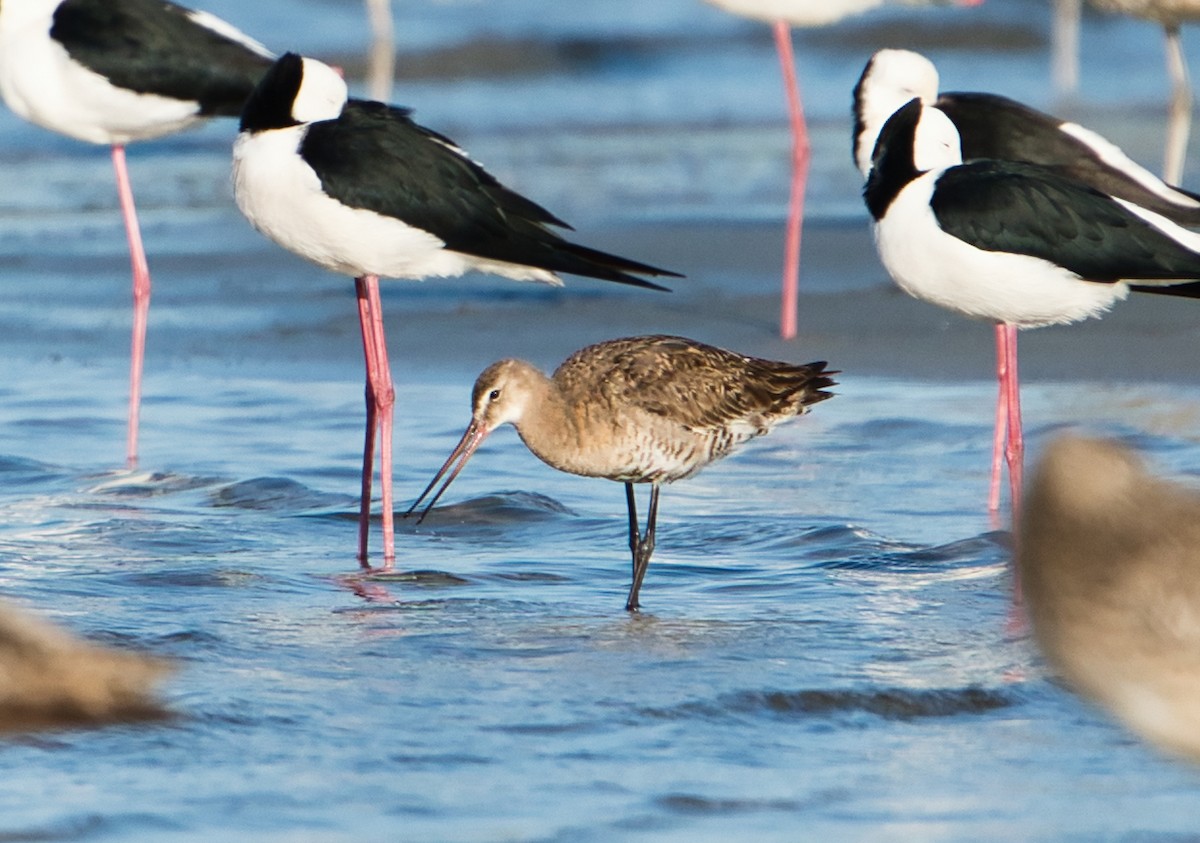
[641, 685, 1018, 724]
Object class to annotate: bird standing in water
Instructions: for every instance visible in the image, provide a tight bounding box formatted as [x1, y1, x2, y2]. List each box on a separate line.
[701, 0, 981, 340]
[0, 0, 274, 467]
[1088, 0, 1200, 184]
[853, 48, 1200, 511]
[409, 334, 836, 611]
[233, 54, 680, 566]
[864, 99, 1200, 517]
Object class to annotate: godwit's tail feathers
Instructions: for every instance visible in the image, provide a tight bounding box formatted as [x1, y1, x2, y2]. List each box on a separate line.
[783, 361, 838, 412]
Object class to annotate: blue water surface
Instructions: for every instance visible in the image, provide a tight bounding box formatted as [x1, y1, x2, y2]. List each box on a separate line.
[3, 0, 1200, 839]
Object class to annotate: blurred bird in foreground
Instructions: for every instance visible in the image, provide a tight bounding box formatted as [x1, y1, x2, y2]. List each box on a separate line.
[1019, 434, 1200, 762]
[0, 600, 172, 733]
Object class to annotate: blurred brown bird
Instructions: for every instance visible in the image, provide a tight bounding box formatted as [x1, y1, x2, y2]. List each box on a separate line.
[0, 601, 172, 733]
[1019, 434, 1200, 762]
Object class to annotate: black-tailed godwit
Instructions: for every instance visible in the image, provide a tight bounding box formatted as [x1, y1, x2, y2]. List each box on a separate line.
[408, 334, 835, 611]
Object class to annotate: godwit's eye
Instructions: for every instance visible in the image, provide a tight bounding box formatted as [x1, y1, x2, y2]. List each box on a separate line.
[489, 389, 501, 401]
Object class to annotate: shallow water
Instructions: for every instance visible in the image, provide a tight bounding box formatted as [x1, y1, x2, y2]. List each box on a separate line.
[4, 0, 1200, 839]
[7, 365, 1200, 840]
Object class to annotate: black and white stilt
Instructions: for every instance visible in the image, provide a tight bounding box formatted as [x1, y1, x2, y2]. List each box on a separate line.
[233, 53, 680, 567]
[0, 0, 273, 467]
[865, 98, 1200, 517]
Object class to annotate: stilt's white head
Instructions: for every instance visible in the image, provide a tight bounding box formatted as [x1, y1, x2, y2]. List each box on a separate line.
[293, 57, 349, 124]
[912, 104, 963, 172]
[853, 49, 941, 177]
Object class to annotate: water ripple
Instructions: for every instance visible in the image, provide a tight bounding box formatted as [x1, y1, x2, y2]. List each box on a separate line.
[209, 477, 350, 512]
[88, 628, 225, 659]
[0, 455, 67, 488]
[0, 812, 183, 842]
[353, 569, 474, 587]
[117, 567, 269, 590]
[655, 793, 807, 816]
[405, 491, 578, 527]
[644, 686, 1017, 723]
[386, 752, 494, 769]
[84, 471, 222, 498]
[814, 531, 1010, 572]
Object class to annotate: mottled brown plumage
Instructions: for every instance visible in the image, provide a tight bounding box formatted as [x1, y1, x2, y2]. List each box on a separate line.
[1019, 434, 1200, 762]
[408, 335, 836, 610]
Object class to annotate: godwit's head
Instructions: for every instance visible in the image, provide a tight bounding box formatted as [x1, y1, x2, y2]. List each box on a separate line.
[406, 359, 545, 522]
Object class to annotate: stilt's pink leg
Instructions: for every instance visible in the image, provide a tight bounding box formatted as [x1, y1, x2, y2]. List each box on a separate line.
[368, 278, 396, 566]
[988, 323, 1009, 513]
[1001, 322, 1025, 607]
[112, 145, 150, 469]
[355, 275, 396, 567]
[355, 278, 378, 566]
[1002, 323, 1024, 520]
[773, 20, 809, 342]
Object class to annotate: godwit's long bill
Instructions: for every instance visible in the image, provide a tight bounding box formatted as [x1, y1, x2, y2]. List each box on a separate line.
[864, 98, 1200, 519]
[0, 0, 274, 467]
[233, 54, 680, 567]
[854, 47, 1200, 511]
[407, 334, 836, 611]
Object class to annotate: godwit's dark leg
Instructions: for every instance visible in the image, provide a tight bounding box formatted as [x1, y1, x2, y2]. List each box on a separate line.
[112, 144, 150, 469]
[354, 275, 396, 566]
[988, 323, 1010, 513]
[772, 19, 809, 342]
[626, 484, 659, 612]
[624, 481, 640, 587]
